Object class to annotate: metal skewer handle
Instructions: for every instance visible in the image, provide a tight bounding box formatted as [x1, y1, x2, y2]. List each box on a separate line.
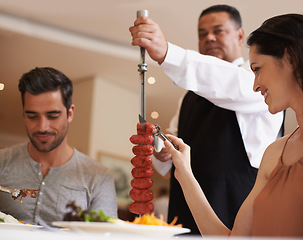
[137, 10, 149, 120]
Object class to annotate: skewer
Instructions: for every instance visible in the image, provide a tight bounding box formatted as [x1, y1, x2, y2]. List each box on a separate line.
[137, 10, 149, 120]
[134, 10, 151, 217]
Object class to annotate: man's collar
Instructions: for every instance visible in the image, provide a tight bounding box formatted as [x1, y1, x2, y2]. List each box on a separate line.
[232, 57, 244, 66]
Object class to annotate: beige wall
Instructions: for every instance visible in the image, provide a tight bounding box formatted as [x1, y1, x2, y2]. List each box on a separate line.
[0, 132, 27, 148]
[69, 75, 139, 161]
[89, 76, 138, 160]
[68, 76, 94, 154]
[284, 108, 298, 135]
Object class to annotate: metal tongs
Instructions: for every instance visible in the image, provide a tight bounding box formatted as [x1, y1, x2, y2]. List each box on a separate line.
[153, 124, 179, 150]
[139, 114, 179, 150]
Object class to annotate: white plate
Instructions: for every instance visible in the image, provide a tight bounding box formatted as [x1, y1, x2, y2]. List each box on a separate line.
[52, 221, 190, 237]
[0, 222, 43, 231]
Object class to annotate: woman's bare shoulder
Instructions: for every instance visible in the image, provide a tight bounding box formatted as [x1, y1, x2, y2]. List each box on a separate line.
[260, 135, 289, 177]
[266, 134, 289, 153]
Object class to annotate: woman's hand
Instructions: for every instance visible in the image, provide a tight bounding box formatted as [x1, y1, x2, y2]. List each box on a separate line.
[163, 134, 193, 181]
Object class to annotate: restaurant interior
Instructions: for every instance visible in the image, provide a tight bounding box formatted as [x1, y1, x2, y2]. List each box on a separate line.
[0, 0, 301, 238]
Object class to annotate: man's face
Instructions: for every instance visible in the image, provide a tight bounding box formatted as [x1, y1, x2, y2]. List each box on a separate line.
[23, 90, 74, 152]
[198, 12, 244, 62]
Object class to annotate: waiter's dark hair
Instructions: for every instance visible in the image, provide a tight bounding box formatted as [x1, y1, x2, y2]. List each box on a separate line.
[18, 67, 73, 114]
[199, 4, 242, 28]
[247, 14, 303, 90]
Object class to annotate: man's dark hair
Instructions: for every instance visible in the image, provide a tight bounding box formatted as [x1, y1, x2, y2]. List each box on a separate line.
[18, 67, 73, 113]
[199, 4, 242, 28]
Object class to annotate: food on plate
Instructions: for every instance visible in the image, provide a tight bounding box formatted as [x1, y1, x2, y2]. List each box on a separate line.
[62, 202, 182, 228]
[63, 201, 122, 223]
[129, 213, 182, 227]
[0, 211, 21, 223]
[129, 122, 156, 215]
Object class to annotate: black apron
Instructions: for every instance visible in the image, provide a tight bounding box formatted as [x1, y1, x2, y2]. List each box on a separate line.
[167, 91, 258, 235]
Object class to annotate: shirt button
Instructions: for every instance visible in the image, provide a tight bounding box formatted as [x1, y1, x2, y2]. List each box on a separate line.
[42, 182, 45, 185]
[38, 172, 41, 176]
[37, 201, 40, 205]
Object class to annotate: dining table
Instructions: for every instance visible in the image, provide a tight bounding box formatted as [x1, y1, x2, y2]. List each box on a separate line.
[0, 225, 201, 240]
[0, 223, 298, 240]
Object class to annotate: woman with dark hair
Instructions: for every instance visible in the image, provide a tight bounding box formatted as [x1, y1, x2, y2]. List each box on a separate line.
[164, 14, 303, 237]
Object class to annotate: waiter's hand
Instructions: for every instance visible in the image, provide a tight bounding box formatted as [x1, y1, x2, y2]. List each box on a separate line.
[154, 148, 172, 162]
[129, 16, 168, 64]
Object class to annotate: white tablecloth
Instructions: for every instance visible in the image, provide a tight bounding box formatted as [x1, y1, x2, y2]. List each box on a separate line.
[1, 228, 202, 240]
[0, 227, 297, 240]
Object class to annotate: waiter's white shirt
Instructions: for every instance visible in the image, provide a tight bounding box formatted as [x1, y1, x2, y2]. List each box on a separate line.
[152, 43, 284, 176]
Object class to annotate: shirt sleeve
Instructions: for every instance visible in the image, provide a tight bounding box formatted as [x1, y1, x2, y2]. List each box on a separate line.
[151, 155, 172, 176]
[160, 43, 284, 169]
[161, 43, 268, 114]
[237, 110, 284, 168]
[151, 96, 184, 176]
[88, 168, 118, 218]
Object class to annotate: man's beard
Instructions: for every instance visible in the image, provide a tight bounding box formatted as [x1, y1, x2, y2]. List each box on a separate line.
[27, 126, 68, 153]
